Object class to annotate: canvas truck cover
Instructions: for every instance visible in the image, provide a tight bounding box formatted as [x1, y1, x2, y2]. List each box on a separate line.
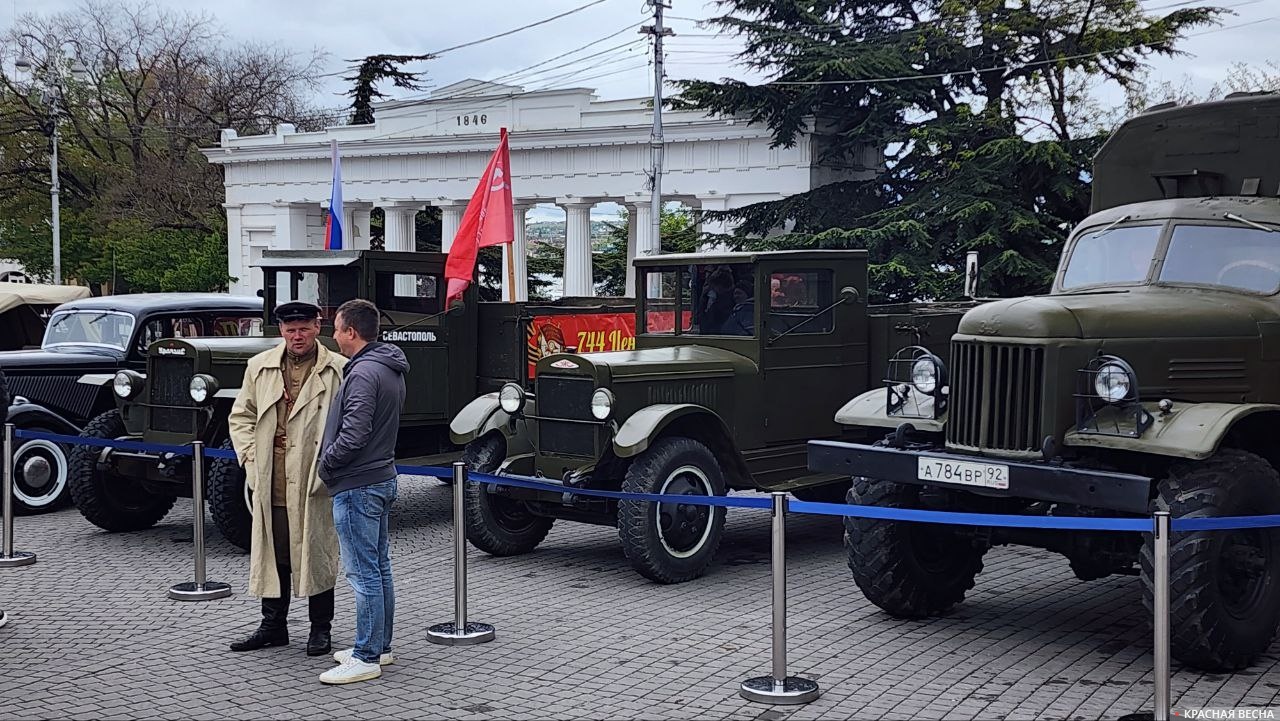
[1091, 92, 1280, 214]
[0, 283, 91, 314]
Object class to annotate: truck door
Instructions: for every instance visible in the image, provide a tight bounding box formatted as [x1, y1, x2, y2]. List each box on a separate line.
[370, 266, 455, 423]
[761, 267, 869, 442]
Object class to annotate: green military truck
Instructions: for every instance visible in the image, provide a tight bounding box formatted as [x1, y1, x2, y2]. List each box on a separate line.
[450, 250, 972, 583]
[67, 249, 634, 549]
[808, 93, 1280, 671]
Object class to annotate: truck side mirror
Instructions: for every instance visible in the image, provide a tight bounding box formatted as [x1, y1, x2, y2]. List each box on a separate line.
[839, 286, 861, 304]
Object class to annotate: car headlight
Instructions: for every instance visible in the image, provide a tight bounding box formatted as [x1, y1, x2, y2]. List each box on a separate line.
[911, 357, 940, 394]
[590, 388, 615, 421]
[1093, 361, 1133, 403]
[113, 370, 142, 400]
[189, 374, 219, 404]
[499, 382, 526, 414]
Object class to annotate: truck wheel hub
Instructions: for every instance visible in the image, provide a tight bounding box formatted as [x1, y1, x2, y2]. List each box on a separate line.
[655, 466, 714, 558]
[21, 457, 52, 488]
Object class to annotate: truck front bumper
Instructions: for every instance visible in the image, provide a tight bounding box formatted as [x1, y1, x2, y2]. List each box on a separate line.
[807, 440, 1152, 514]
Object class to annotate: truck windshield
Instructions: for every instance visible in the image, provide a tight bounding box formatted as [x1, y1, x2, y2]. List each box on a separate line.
[43, 310, 135, 351]
[266, 269, 360, 321]
[1159, 224, 1280, 294]
[1061, 224, 1163, 290]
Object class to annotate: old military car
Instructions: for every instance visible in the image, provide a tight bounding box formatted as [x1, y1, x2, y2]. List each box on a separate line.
[450, 250, 971, 583]
[808, 93, 1280, 671]
[67, 249, 635, 549]
[4, 292, 261, 514]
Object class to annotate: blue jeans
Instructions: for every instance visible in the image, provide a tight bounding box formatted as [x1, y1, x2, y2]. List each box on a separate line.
[332, 478, 397, 664]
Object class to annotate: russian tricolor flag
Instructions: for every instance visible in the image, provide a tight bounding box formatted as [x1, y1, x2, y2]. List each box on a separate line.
[324, 139, 343, 250]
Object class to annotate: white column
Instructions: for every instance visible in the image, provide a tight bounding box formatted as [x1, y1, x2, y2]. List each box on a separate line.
[377, 201, 425, 253]
[624, 204, 639, 298]
[223, 203, 246, 295]
[559, 200, 595, 297]
[503, 204, 531, 301]
[435, 200, 469, 253]
[343, 201, 373, 251]
[696, 194, 732, 252]
[630, 201, 660, 297]
[271, 202, 310, 250]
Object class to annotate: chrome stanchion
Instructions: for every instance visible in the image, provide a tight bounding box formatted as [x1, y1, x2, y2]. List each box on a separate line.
[740, 492, 819, 705]
[0, 423, 35, 568]
[168, 441, 231, 601]
[1153, 510, 1171, 721]
[427, 461, 495, 645]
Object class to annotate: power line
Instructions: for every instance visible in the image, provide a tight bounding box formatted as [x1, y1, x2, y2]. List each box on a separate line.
[426, 0, 613, 56]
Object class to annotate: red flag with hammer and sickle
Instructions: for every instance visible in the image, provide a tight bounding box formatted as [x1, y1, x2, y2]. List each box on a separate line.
[445, 128, 514, 303]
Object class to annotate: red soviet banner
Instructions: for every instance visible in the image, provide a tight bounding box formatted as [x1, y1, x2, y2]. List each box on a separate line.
[527, 312, 636, 377]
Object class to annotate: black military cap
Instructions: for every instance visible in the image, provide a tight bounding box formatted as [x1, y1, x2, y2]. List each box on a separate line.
[273, 301, 322, 324]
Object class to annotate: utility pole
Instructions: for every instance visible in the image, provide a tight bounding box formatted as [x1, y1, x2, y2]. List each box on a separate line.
[49, 96, 61, 285]
[641, 1, 673, 262]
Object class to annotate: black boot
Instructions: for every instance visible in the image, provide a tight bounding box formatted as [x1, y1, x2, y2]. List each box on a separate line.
[306, 589, 334, 656]
[229, 591, 290, 652]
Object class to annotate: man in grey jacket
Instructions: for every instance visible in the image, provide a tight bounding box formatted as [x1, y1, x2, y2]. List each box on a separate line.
[316, 299, 409, 685]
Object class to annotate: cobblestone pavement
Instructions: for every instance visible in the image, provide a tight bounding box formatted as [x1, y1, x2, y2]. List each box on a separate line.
[2, 476, 1279, 720]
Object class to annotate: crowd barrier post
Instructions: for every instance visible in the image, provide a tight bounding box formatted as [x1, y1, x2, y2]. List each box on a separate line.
[739, 492, 819, 705]
[167, 440, 231, 601]
[427, 461, 496, 645]
[0, 423, 36, 568]
[1153, 510, 1171, 721]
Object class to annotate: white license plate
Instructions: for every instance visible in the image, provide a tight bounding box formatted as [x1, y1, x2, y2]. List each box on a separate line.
[917, 457, 1010, 489]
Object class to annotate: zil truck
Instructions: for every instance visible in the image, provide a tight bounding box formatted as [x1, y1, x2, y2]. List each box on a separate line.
[808, 92, 1280, 672]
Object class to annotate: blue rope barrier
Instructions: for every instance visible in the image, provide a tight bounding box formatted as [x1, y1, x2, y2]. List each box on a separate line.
[15, 427, 1280, 532]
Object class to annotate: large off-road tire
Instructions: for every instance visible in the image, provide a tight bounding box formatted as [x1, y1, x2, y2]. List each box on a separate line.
[791, 481, 851, 503]
[1141, 449, 1280, 671]
[10, 425, 73, 515]
[67, 411, 176, 532]
[208, 439, 251, 552]
[617, 437, 726, 584]
[845, 477, 986, 617]
[462, 434, 554, 556]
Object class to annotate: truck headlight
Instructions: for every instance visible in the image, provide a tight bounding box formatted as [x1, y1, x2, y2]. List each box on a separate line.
[189, 374, 219, 404]
[1093, 361, 1134, 403]
[911, 356, 942, 394]
[590, 388, 615, 420]
[113, 370, 143, 400]
[499, 382, 525, 414]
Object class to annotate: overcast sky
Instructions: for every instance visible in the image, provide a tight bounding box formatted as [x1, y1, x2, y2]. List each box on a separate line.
[9, 0, 1277, 221]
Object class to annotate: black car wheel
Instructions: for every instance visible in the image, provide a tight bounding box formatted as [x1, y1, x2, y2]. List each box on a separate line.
[845, 476, 986, 617]
[462, 434, 554, 556]
[67, 411, 176, 532]
[208, 439, 251, 552]
[1142, 449, 1280, 671]
[617, 437, 726, 584]
[10, 427, 72, 515]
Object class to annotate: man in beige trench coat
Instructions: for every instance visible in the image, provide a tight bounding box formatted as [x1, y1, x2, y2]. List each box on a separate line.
[227, 301, 347, 656]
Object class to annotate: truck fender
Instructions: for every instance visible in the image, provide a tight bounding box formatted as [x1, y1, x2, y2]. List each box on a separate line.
[834, 387, 946, 433]
[6, 402, 81, 436]
[1063, 402, 1280, 460]
[613, 404, 752, 486]
[448, 393, 535, 456]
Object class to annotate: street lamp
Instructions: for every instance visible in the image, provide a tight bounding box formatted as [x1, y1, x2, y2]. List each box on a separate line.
[13, 36, 88, 285]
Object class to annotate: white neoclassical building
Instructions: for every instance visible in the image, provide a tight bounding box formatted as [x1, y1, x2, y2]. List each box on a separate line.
[202, 79, 876, 299]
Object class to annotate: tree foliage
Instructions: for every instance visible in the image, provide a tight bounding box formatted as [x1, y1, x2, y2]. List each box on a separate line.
[343, 53, 434, 125]
[0, 0, 325, 290]
[676, 0, 1221, 302]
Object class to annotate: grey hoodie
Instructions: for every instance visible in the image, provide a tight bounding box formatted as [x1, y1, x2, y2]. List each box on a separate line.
[319, 342, 409, 495]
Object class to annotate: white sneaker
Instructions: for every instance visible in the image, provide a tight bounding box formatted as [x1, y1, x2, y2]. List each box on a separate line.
[319, 658, 382, 685]
[333, 648, 395, 666]
[0, 610, 7, 629]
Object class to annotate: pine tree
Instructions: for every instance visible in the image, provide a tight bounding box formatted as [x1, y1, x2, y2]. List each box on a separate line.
[344, 54, 434, 125]
[676, 0, 1219, 302]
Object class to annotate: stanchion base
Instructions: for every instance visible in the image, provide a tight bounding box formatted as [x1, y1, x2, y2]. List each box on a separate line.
[0, 551, 35, 568]
[426, 621, 496, 646]
[1118, 714, 1156, 721]
[167, 581, 232, 601]
[739, 675, 820, 705]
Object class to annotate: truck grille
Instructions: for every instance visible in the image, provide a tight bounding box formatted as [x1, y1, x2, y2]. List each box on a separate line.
[947, 341, 1045, 453]
[535, 374, 596, 457]
[149, 356, 196, 434]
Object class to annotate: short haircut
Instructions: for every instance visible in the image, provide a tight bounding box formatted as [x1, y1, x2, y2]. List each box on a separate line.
[336, 299, 379, 342]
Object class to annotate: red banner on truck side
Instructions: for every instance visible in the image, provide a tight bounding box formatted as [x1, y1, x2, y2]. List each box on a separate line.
[527, 313, 636, 377]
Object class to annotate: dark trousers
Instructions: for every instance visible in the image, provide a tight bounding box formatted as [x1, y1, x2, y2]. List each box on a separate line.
[262, 506, 334, 632]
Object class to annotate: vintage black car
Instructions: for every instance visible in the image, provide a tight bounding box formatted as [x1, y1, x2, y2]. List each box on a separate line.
[4, 293, 262, 514]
